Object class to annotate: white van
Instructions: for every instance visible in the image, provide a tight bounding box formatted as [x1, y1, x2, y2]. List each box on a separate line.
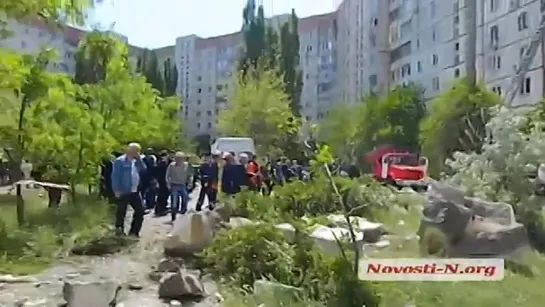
[210, 137, 256, 156]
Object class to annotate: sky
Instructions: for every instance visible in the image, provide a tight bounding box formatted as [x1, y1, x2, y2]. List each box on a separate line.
[88, 0, 340, 48]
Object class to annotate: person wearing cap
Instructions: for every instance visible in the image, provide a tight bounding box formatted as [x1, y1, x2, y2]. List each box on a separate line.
[154, 150, 170, 216]
[165, 151, 191, 221]
[221, 152, 239, 195]
[196, 153, 219, 211]
[111, 142, 147, 237]
[141, 148, 158, 209]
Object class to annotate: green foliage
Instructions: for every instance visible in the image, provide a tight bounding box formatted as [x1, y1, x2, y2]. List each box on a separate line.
[318, 84, 425, 166]
[239, 3, 302, 117]
[200, 224, 296, 287]
[200, 223, 380, 306]
[420, 80, 499, 175]
[217, 65, 300, 156]
[0, 192, 115, 274]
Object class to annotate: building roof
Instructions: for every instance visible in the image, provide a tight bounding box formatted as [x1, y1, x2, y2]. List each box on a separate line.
[298, 12, 336, 32]
[195, 31, 243, 50]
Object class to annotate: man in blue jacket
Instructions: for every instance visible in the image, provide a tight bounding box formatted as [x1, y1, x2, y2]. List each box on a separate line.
[111, 143, 147, 237]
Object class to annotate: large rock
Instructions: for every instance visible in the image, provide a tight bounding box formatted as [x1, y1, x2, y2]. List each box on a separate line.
[158, 269, 205, 300]
[275, 223, 296, 243]
[310, 225, 364, 255]
[253, 280, 303, 305]
[227, 217, 257, 228]
[62, 280, 122, 307]
[327, 214, 385, 243]
[164, 212, 216, 256]
[419, 180, 529, 258]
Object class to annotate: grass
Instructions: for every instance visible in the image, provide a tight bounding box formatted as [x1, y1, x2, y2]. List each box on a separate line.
[220, 193, 545, 306]
[0, 187, 114, 275]
[368, 199, 545, 307]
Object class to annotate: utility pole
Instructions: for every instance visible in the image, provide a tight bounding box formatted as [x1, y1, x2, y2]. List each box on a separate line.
[377, 0, 390, 96]
[465, 0, 477, 92]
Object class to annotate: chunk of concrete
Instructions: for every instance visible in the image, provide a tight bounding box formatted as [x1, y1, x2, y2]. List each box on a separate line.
[327, 214, 385, 242]
[310, 225, 364, 255]
[164, 212, 215, 256]
[158, 269, 205, 300]
[275, 223, 296, 243]
[62, 280, 121, 307]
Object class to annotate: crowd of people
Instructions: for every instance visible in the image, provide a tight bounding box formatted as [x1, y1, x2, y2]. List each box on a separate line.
[98, 143, 314, 238]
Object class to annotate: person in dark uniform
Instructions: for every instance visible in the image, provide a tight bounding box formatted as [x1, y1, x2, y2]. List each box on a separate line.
[154, 150, 170, 216]
[196, 153, 219, 211]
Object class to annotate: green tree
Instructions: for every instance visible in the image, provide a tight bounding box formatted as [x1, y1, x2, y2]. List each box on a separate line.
[317, 104, 366, 164]
[0, 50, 59, 224]
[420, 80, 500, 175]
[162, 58, 178, 97]
[74, 30, 127, 85]
[239, 0, 266, 76]
[279, 10, 303, 117]
[217, 64, 299, 156]
[358, 84, 426, 152]
[136, 49, 165, 95]
[25, 76, 116, 199]
[318, 84, 425, 166]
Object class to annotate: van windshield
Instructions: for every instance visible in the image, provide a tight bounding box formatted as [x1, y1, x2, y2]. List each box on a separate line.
[383, 154, 419, 166]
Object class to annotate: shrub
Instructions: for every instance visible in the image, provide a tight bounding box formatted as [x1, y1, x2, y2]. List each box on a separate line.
[446, 106, 545, 251]
[0, 193, 119, 274]
[271, 175, 393, 219]
[231, 189, 279, 222]
[199, 224, 297, 287]
[200, 223, 381, 306]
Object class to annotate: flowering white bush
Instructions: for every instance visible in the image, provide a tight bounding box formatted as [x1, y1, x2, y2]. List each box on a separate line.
[444, 106, 545, 248]
[445, 106, 545, 201]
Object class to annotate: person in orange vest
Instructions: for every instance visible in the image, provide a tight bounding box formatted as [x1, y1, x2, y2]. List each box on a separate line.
[240, 153, 261, 191]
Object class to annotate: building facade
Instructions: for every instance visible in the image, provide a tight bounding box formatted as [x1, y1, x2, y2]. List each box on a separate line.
[175, 13, 339, 137]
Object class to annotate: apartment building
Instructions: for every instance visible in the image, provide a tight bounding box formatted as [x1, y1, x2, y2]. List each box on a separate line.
[0, 19, 84, 74]
[336, 0, 544, 105]
[176, 13, 338, 137]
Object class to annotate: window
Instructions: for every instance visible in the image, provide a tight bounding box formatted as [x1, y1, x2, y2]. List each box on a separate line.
[520, 77, 531, 94]
[306, 73, 309, 79]
[493, 55, 501, 69]
[215, 109, 219, 115]
[455, 42, 460, 51]
[490, 0, 498, 12]
[197, 99, 201, 105]
[417, 61, 422, 72]
[197, 123, 201, 128]
[432, 54, 439, 65]
[454, 15, 459, 24]
[454, 54, 461, 65]
[432, 28, 436, 41]
[196, 111, 201, 117]
[490, 25, 499, 47]
[207, 122, 212, 129]
[492, 86, 502, 95]
[198, 88, 202, 93]
[208, 86, 212, 93]
[306, 116, 311, 121]
[454, 68, 460, 78]
[518, 12, 528, 31]
[432, 77, 440, 91]
[207, 110, 212, 116]
[20, 41, 26, 48]
[197, 76, 202, 81]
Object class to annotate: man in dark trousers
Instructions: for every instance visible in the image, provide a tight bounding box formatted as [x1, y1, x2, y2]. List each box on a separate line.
[154, 150, 170, 216]
[111, 143, 146, 237]
[141, 148, 158, 209]
[221, 153, 239, 196]
[196, 153, 219, 211]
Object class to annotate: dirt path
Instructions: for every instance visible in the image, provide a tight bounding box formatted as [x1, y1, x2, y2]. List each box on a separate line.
[0, 189, 219, 307]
